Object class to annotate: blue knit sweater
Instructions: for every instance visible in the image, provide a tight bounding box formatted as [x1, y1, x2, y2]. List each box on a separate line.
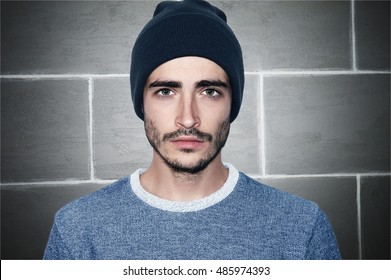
[44, 164, 341, 260]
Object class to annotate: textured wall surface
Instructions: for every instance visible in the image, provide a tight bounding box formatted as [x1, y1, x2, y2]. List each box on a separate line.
[1, 0, 390, 260]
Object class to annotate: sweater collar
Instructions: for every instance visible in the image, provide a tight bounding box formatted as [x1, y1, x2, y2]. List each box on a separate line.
[130, 163, 239, 212]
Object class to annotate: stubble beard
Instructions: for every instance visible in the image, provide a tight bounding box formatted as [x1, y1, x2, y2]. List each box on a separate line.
[144, 116, 230, 176]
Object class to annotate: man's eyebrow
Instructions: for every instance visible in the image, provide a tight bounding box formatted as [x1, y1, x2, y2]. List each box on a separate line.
[147, 80, 182, 88]
[195, 80, 229, 88]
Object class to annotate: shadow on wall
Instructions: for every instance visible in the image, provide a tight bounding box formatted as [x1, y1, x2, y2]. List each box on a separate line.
[1, 184, 105, 259]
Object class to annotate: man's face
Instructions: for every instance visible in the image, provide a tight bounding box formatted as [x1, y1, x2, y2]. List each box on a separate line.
[143, 56, 232, 174]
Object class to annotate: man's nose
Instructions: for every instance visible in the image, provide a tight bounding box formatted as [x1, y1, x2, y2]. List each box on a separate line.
[175, 94, 200, 129]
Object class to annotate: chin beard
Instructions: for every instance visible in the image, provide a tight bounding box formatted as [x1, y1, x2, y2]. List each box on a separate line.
[144, 117, 230, 175]
[158, 148, 221, 175]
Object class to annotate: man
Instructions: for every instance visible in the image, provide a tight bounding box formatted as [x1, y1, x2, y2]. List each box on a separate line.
[44, 0, 341, 260]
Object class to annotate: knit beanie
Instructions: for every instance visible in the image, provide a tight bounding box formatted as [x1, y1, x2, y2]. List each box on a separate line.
[130, 0, 244, 123]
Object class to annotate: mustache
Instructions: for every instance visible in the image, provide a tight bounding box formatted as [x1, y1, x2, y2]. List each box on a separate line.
[163, 128, 213, 142]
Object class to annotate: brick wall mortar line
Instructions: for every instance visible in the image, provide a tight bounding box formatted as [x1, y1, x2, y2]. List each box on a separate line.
[0, 179, 116, 189]
[249, 172, 391, 179]
[351, 0, 358, 71]
[88, 78, 95, 181]
[1, 70, 390, 80]
[356, 174, 363, 259]
[0, 74, 129, 79]
[250, 70, 390, 75]
[259, 74, 266, 176]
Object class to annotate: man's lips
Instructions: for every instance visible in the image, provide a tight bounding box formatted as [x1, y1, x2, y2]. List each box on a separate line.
[170, 136, 205, 149]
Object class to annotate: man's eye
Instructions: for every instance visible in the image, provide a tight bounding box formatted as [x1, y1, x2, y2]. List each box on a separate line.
[157, 89, 173, 96]
[203, 89, 220, 97]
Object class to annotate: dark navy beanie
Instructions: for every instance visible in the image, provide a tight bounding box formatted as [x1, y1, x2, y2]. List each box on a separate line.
[130, 0, 244, 122]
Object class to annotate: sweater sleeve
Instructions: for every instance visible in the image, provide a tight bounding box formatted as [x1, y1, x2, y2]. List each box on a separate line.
[43, 222, 73, 260]
[305, 208, 341, 260]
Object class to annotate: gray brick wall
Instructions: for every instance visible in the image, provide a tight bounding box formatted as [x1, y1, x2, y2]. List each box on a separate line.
[1, 0, 390, 260]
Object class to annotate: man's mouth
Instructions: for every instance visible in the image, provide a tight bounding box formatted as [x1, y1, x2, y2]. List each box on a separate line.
[170, 136, 205, 150]
[163, 128, 213, 143]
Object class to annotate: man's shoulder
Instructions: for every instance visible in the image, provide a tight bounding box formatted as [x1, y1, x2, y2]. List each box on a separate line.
[55, 176, 131, 224]
[235, 172, 319, 214]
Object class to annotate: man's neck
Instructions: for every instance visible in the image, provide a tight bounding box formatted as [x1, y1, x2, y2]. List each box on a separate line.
[139, 154, 228, 201]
